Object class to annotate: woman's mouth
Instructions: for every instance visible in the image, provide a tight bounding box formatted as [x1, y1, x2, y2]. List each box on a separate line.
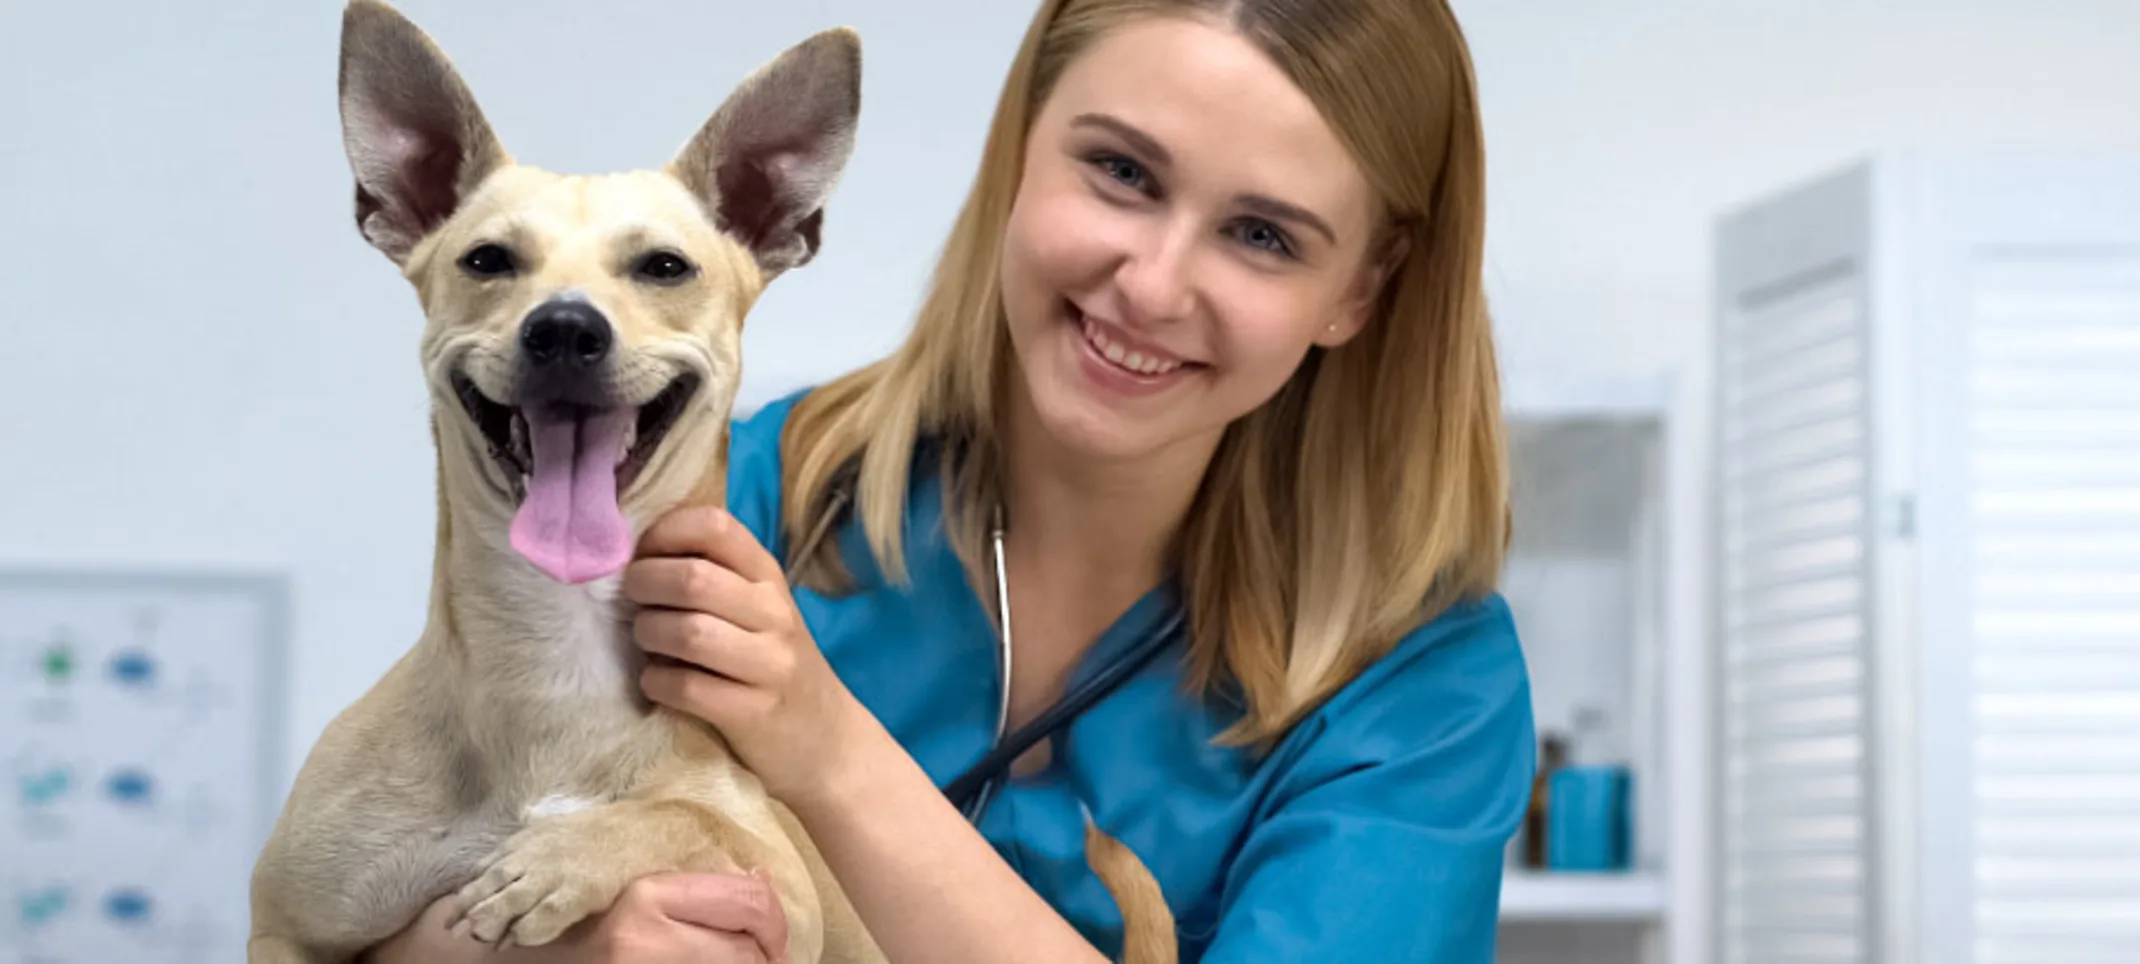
[1068, 301, 1204, 394]
[1083, 316, 1184, 375]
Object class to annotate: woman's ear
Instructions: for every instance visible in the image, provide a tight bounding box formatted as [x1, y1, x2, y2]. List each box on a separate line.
[1315, 229, 1410, 348]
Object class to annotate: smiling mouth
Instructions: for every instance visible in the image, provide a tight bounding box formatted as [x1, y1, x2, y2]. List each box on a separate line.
[451, 369, 700, 502]
[1070, 301, 1206, 379]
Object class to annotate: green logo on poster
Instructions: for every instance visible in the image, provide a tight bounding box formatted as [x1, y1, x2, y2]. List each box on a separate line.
[39, 632, 76, 684]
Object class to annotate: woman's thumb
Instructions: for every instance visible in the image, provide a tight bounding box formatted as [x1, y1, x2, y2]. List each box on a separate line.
[652, 870, 789, 963]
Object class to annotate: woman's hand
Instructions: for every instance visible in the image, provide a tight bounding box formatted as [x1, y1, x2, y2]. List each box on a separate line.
[621, 509, 1113, 964]
[624, 506, 873, 806]
[365, 872, 789, 964]
[364, 893, 490, 964]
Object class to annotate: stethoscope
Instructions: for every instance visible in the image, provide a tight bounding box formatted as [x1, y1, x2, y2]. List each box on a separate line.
[940, 507, 1184, 824]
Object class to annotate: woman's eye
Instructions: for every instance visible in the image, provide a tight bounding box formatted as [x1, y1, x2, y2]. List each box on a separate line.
[1092, 153, 1151, 193]
[1233, 219, 1296, 258]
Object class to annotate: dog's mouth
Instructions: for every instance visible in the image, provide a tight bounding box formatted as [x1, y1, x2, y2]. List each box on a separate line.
[452, 370, 700, 502]
[449, 368, 701, 585]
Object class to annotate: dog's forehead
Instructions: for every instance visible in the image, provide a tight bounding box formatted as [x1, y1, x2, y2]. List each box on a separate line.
[468, 167, 714, 246]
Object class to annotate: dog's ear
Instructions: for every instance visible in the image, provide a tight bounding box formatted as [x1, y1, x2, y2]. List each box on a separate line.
[669, 27, 862, 281]
[337, 0, 508, 264]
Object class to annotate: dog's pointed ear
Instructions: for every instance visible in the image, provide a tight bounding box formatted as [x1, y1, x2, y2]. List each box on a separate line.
[669, 27, 861, 281]
[337, 0, 508, 264]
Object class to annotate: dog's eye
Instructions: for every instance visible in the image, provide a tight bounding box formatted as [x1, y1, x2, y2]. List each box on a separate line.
[633, 251, 697, 284]
[459, 244, 516, 277]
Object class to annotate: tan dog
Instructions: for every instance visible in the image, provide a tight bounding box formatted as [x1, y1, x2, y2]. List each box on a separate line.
[246, 2, 879, 961]
[247, 3, 1176, 964]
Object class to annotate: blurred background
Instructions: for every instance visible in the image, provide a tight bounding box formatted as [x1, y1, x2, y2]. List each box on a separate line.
[4, 1, 2138, 962]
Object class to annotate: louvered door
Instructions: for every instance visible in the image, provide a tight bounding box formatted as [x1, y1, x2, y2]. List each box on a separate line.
[1713, 164, 1882, 964]
[1714, 152, 2140, 964]
[1911, 155, 2140, 964]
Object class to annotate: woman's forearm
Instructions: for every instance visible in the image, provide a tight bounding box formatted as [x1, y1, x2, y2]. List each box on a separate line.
[789, 709, 1110, 964]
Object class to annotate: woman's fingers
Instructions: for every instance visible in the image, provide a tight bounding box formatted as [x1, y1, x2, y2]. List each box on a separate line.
[360, 892, 494, 964]
[623, 556, 785, 629]
[645, 871, 790, 963]
[641, 659, 773, 727]
[552, 876, 777, 964]
[633, 609, 794, 686]
[699, 930, 774, 964]
[634, 507, 787, 586]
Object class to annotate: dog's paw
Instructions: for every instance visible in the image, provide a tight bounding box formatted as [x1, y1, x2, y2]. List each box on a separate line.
[448, 822, 624, 948]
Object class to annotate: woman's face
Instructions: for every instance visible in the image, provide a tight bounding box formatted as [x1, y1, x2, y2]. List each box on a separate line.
[999, 14, 1390, 465]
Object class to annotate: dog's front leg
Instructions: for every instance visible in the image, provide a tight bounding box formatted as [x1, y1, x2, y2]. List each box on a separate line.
[447, 794, 795, 950]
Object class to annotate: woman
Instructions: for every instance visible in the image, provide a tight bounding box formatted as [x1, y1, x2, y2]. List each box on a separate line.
[378, 0, 1533, 960]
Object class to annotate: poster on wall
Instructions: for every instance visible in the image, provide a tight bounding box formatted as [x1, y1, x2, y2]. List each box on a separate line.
[0, 570, 288, 964]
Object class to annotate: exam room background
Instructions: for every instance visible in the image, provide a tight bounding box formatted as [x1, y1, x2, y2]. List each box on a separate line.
[5, 0, 2140, 960]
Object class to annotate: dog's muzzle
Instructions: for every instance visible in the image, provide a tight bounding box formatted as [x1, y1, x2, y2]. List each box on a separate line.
[515, 298, 618, 408]
[446, 296, 701, 583]
[449, 298, 701, 510]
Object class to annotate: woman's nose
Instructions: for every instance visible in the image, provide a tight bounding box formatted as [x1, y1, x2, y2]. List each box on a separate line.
[1113, 222, 1198, 325]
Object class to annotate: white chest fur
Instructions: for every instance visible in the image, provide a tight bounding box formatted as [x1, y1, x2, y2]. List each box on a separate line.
[528, 577, 639, 700]
[458, 567, 663, 808]
[522, 793, 602, 821]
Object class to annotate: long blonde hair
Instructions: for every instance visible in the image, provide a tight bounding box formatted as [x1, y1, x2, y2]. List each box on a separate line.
[780, 0, 1507, 745]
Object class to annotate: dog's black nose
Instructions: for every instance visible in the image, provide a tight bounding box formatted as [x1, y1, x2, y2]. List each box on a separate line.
[520, 301, 613, 370]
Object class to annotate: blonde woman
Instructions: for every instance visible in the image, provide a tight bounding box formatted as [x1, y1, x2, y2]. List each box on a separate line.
[377, 0, 1533, 961]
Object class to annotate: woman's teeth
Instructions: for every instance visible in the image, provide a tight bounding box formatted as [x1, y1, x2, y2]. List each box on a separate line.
[1083, 318, 1184, 376]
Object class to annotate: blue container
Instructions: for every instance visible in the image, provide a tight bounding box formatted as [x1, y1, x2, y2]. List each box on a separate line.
[1545, 765, 1632, 871]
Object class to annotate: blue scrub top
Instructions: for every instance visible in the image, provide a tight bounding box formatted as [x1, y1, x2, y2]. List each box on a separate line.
[726, 390, 1538, 962]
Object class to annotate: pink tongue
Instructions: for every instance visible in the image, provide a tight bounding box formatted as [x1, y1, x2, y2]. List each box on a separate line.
[509, 408, 636, 584]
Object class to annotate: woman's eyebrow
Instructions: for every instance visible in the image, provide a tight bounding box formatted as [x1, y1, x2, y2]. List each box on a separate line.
[1070, 111, 1338, 246]
[1071, 112, 1171, 167]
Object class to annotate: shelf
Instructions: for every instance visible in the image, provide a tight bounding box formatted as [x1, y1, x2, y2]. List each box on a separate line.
[1498, 869, 1666, 923]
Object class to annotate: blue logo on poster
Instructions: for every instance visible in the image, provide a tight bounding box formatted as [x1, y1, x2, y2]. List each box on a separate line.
[103, 888, 152, 925]
[109, 649, 158, 687]
[20, 767, 71, 806]
[18, 887, 69, 927]
[105, 768, 155, 805]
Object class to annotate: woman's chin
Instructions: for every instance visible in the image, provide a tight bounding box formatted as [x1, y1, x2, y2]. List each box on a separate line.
[1036, 399, 1148, 460]
[1010, 332, 1213, 463]
[1014, 376, 1153, 460]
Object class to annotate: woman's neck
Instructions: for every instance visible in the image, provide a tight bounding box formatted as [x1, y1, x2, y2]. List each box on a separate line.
[998, 386, 1219, 597]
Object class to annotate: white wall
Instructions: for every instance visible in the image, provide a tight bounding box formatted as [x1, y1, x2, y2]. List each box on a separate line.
[1458, 0, 2140, 382]
[5, 0, 2140, 843]
[0, 0, 1040, 780]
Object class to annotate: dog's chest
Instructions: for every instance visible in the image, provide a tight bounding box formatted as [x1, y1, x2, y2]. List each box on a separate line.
[475, 579, 643, 709]
[523, 580, 641, 700]
[470, 579, 663, 802]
